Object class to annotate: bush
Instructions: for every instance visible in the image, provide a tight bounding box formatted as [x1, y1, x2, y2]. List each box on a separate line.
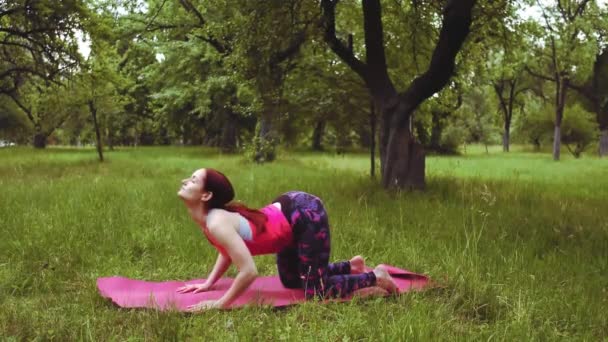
[561, 104, 598, 158]
[440, 124, 469, 154]
[514, 104, 599, 157]
[514, 106, 554, 150]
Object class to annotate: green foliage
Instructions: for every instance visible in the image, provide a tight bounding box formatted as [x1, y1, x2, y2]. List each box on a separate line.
[2, 0, 607, 165]
[561, 104, 599, 158]
[513, 101, 598, 157]
[524, 2, 602, 85]
[439, 123, 468, 154]
[0, 97, 31, 144]
[439, 85, 501, 154]
[514, 104, 555, 150]
[0, 0, 87, 92]
[283, 38, 371, 151]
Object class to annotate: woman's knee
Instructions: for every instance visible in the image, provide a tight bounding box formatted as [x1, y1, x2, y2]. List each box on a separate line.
[279, 273, 301, 289]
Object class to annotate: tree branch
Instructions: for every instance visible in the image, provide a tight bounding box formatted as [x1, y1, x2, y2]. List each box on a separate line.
[574, 0, 591, 18]
[177, 0, 229, 54]
[193, 35, 229, 54]
[46, 111, 73, 137]
[142, 0, 169, 34]
[494, 81, 509, 122]
[507, 78, 516, 121]
[536, 1, 561, 78]
[320, 0, 368, 80]
[514, 86, 532, 97]
[362, 0, 389, 79]
[410, 33, 421, 74]
[0, 6, 24, 19]
[566, 81, 594, 100]
[0, 40, 41, 57]
[525, 65, 556, 82]
[5, 92, 35, 124]
[556, 0, 569, 22]
[398, 0, 476, 121]
[178, 0, 206, 26]
[270, 29, 307, 66]
[0, 66, 49, 82]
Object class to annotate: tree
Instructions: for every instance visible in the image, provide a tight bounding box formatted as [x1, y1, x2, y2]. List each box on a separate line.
[5, 80, 82, 148]
[79, 42, 130, 161]
[116, 0, 314, 158]
[225, 1, 315, 161]
[320, 0, 475, 189]
[514, 99, 554, 151]
[561, 103, 598, 158]
[415, 82, 464, 154]
[282, 38, 370, 152]
[525, 0, 600, 160]
[569, 49, 608, 156]
[1, 1, 88, 147]
[486, 10, 532, 152]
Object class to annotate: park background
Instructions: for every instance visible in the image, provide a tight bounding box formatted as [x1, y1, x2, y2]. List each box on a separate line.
[1, 0, 608, 340]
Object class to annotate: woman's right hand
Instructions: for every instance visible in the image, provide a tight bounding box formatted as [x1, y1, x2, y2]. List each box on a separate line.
[176, 281, 212, 294]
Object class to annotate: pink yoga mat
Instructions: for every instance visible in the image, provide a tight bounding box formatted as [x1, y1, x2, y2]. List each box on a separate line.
[97, 265, 428, 311]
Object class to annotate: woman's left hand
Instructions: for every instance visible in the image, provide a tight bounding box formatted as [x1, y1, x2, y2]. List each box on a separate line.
[187, 300, 221, 312]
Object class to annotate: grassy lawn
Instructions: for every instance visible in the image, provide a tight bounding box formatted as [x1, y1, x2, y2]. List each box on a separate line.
[1, 146, 607, 340]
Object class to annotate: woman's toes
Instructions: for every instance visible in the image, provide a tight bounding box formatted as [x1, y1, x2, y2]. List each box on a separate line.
[374, 265, 398, 294]
[350, 255, 365, 274]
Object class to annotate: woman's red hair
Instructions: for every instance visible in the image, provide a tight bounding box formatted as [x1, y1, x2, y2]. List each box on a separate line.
[204, 168, 267, 233]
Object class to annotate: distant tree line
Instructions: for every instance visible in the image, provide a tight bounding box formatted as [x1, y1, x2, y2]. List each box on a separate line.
[1, 0, 607, 189]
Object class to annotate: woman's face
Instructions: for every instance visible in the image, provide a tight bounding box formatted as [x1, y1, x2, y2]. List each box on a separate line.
[178, 168, 207, 203]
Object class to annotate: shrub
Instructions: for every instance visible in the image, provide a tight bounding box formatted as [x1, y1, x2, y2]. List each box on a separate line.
[561, 104, 598, 158]
[440, 123, 469, 154]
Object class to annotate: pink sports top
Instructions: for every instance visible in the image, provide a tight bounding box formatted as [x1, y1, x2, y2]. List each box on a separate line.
[201, 204, 293, 256]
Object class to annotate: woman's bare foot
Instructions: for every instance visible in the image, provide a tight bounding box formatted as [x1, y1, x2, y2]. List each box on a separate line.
[350, 255, 366, 274]
[373, 265, 398, 294]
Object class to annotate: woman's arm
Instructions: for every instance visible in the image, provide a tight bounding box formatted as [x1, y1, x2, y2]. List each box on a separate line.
[205, 253, 231, 287]
[177, 253, 231, 294]
[205, 221, 257, 309]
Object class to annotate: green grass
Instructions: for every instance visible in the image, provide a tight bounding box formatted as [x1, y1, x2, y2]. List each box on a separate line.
[1, 145, 607, 340]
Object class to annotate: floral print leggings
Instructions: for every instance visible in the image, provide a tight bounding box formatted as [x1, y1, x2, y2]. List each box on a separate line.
[274, 191, 376, 299]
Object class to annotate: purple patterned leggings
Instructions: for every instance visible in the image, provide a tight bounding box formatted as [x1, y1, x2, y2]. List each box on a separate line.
[274, 191, 376, 299]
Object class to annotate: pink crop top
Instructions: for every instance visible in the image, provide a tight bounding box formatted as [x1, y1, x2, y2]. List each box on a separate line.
[202, 204, 293, 256]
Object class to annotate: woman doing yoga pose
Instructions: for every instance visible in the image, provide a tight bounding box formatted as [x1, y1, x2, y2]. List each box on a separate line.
[175, 168, 397, 311]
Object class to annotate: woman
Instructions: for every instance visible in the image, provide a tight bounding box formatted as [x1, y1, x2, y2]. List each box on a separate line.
[176, 168, 397, 311]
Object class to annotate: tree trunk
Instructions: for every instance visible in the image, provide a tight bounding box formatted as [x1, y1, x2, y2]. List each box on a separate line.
[380, 98, 425, 190]
[553, 125, 561, 160]
[593, 50, 608, 157]
[33, 131, 47, 149]
[382, 118, 425, 190]
[553, 79, 568, 161]
[599, 129, 608, 157]
[370, 103, 376, 178]
[107, 130, 114, 151]
[220, 112, 238, 153]
[312, 119, 325, 151]
[88, 100, 104, 162]
[503, 124, 510, 152]
[254, 113, 276, 162]
[429, 110, 447, 152]
[378, 100, 392, 180]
